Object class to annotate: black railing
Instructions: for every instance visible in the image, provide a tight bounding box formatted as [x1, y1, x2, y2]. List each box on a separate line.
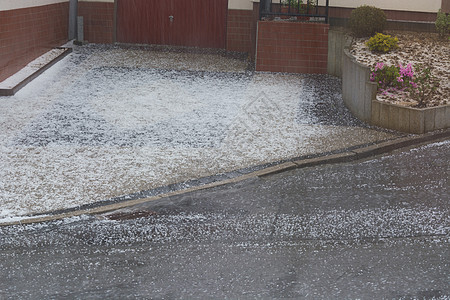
[260, 0, 329, 23]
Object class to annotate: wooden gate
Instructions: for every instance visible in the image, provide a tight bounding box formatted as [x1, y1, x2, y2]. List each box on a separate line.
[116, 0, 228, 49]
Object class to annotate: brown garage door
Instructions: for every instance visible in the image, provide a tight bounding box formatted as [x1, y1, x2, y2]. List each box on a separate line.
[117, 0, 228, 49]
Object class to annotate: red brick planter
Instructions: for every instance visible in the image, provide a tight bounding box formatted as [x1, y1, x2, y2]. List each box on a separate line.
[256, 21, 329, 74]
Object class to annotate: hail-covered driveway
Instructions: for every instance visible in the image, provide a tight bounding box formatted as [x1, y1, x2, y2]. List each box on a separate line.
[0, 45, 397, 220]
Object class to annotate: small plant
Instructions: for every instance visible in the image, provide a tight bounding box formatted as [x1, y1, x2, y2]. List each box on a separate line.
[349, 5, 387, 37]
[408, 64, 440, 108]
[366, 33, 399, 53]
[282, 0, 311, 13]
[435, 9, 450, 39]
[282, 0, 302, 10]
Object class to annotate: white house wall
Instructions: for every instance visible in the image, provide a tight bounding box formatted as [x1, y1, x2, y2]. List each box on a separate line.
[328, 0, 441, 12]
[230, 0, 255, 10]
[230, 0, 441, 13]
[0, 0, 68, 11]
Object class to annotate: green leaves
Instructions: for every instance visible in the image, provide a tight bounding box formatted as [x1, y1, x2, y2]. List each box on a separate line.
[349, 6, 387, 38]
[370, 62, 440, 108]
[366, 33, 399, 53]
[408, 64, 440, 108]
[436, 9, 450, 39]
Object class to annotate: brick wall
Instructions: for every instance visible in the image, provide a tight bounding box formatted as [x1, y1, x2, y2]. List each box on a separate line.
[78, 2, 114, 44]
[443, 0, 450, 13]
[226, 9, 253, 54]
[0, 3, 68, 82]
[256, 21, 329, 74]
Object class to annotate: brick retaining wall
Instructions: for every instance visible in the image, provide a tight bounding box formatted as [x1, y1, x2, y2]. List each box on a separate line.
[0, 3, 69, 82]
[256, 21, 329, 74]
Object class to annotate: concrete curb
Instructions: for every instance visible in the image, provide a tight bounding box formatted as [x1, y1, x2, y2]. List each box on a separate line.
[2, 128, 448, 226]
[0, 47, 72, 96]
[260, 129, 450, 177]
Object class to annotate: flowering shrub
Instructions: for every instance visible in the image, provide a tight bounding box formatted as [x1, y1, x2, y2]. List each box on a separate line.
[370, 62, 414, 92]
[366, 33, 399, 53]
[370, 62, 439, 107]
[408, 64, 440, 108]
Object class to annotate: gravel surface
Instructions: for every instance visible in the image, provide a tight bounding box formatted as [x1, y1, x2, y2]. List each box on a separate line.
[0, 44, 397, 220]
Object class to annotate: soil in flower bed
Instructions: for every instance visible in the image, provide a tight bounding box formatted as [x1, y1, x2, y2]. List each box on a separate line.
[350, 31, 449, 108]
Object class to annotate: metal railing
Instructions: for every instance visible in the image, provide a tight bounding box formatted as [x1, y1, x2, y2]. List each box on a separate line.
[259, 0, 329, 23]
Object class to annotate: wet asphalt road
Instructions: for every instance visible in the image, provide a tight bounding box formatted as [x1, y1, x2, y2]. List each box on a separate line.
[0, 140, 449, 299]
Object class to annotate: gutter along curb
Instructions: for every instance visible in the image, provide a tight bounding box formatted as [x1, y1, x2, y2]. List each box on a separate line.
[2, 128, 448, 226]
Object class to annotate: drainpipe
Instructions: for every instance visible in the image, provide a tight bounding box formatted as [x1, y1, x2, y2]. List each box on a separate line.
[262, 0, 271, 13]
[260, 0, 272, 20]
[68, 0, 78, 40]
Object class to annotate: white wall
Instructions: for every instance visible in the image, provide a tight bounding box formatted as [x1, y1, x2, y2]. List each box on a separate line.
[329, 0, 441, 12]
[0, 0, 68, 11]
[230, 0, 441, 13]
[229, 0, 254, 10]
[0, 0, 113, 10]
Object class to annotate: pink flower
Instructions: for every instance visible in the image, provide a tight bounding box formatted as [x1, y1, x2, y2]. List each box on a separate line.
[375, 62, 384, 71]
[399, 63, 414, 78]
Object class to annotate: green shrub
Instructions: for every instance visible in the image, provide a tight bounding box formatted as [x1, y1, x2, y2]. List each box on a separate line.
[366, 33, 399, 53]
[282, 0, 302, 10]
[349, 5, 387, 37]
[282, 0, 311, 13]
[435, 9, 450, 39]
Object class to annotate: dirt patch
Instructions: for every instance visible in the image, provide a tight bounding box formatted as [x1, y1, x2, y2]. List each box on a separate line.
[350, 31, 449, 108]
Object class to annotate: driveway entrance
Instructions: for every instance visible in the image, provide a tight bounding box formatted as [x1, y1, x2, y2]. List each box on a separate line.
[116, 0, 228, 48]
[0, 45, 399, 220]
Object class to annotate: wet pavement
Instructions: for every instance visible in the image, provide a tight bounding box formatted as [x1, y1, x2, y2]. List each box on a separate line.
[0, 44, 400, 218]
[0, 140, 448, 299]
